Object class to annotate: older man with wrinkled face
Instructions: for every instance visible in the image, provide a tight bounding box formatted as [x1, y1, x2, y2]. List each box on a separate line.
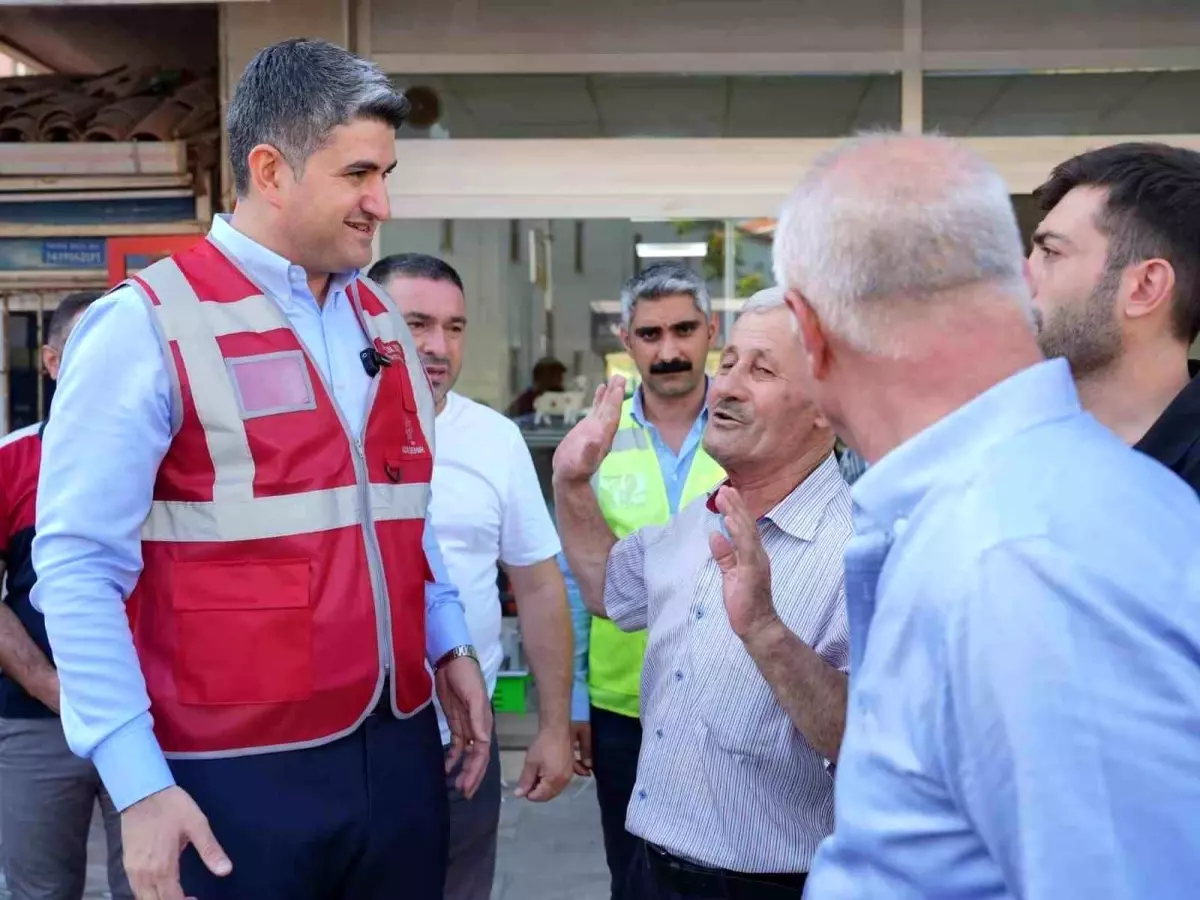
[552, 289, 851, 900]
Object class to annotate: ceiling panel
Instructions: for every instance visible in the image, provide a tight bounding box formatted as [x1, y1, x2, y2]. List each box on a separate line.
[926, 70, 1200, 136]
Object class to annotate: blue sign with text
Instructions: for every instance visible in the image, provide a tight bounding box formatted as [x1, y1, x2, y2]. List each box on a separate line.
[41, 239, 106, 268]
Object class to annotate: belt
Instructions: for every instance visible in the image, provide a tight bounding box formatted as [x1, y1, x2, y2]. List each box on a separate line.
[645, 842, 808, 899]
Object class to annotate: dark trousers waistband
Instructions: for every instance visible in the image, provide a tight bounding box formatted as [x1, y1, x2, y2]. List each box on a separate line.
[644, 841, 808, 899]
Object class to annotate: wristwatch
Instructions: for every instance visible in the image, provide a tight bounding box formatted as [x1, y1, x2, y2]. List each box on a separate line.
[434, 644, 479, 671]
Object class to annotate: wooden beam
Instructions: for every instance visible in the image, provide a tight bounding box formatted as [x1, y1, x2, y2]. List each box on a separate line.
[0, 142, 188, 177]
[0, 270, 107, 290]
[0, 188, 194, 203]
[0, 220, 206, 237]
[0, 174, 193, 192]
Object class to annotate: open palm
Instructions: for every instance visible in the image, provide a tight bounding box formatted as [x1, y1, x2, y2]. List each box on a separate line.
[552, 375, 626, 483]
[708, 485, 778, 641]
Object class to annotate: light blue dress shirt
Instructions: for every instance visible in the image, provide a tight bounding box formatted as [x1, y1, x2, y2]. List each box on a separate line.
[30, 215, 469, 813]
[566, 385, 709, 721]
[806, 359, 1200, 899]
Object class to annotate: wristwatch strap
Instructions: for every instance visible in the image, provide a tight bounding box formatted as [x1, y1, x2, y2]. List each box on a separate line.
[434, 644, 479, 671]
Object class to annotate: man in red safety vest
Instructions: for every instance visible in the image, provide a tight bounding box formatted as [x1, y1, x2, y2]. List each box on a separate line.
[31, 39, 490, 900]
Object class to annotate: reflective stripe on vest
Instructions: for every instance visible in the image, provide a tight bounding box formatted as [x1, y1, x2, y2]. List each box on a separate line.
[142, 481, 430, 543]
[588, 397, 725, 718]
[126, 240, 437, 757]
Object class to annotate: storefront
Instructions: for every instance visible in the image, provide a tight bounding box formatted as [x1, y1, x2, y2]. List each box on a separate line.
[5, 0, 1200, 426]
[366, 0, 1200, 413]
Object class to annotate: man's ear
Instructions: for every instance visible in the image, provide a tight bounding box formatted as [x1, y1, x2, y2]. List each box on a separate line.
[1123, 258, 1177, 328]
[40, 344, 61, 380]
[619, 326, 633, 355]
[246, 143, 291, 209]
[786, 290, 831, 379]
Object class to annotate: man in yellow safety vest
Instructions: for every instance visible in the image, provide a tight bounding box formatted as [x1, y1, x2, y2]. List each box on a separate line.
[566, 262, 724, 899]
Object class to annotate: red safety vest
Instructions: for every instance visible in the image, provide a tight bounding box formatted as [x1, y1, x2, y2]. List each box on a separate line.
[125, 237, 436, 757]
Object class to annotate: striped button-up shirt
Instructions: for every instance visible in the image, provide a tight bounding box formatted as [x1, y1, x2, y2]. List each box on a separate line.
[604, 453, 851, 873]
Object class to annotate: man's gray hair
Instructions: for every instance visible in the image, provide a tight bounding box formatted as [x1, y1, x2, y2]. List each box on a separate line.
[737, 286, 797, 331]
[620, 262, 711, 328]
[227, 38, 409, 197]
[772, 132, 1028, 356]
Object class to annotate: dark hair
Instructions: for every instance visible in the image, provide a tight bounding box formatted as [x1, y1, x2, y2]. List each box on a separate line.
[1034, 142, 1200, 343]
[47, 291, 100, 348]
[227, 38, 409, 196]
[367, 253, 464, 293]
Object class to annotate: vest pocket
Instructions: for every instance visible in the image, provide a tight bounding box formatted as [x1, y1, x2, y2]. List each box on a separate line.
[171, 559, 314, 706]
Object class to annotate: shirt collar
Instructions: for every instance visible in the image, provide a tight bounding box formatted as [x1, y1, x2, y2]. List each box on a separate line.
[704, 452, 846, 542]
[208, 214, 358, 306]
[630, 379, 710, 430]
[851, 358, 1082, 530]
[1133, 359, 1200, 474]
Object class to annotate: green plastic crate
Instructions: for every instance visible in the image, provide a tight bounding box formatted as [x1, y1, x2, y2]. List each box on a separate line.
[493, 671, 530, 714]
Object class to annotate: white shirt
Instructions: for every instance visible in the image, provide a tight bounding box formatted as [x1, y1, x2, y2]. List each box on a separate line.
[430, 391, 562, 744]
[604, 454, 851, 873]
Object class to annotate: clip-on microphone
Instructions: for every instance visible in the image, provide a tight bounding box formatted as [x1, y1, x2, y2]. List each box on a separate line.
[359, 347, 393, 378]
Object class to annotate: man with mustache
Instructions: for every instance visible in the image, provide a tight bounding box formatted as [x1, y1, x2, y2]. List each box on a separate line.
[369, 252, 574, 900]
[1028, 142, 1200, 493]
[555, 289, 851, 899]
[30, 39, 489, 900]
[565, 262, 725, 899]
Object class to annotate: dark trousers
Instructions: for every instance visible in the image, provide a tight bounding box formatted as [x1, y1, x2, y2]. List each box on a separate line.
[443, 724, 502, 900]
[170, 704, 448, 900]
[591, 704, 643, 900]
[623, 840, 808, 900]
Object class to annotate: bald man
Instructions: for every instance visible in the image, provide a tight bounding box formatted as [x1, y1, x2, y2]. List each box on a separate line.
[773, 133, 1200, 900]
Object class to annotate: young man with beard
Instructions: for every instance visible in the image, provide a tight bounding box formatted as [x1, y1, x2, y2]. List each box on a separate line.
[369, 252, 574, 900]
[554, 290, 851, 899]
[566, 262, 725, 899]
[1029, 142, 1200, 491]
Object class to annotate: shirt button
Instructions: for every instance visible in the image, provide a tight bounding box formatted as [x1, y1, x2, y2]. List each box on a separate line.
[638, 789, 648, 800]
[893, 517, 909, 537]
[656, 728, 664, 739]
[695, 608, 704, 620]
[674, 670, 684, 682]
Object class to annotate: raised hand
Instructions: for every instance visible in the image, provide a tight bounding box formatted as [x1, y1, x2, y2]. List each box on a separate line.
[552, 376, 626, 484]
[708, 485, 779, 643]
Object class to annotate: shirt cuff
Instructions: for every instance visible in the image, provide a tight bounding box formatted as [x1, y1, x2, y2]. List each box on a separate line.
[91, 715, 176, 813]
[571, 682, 591, 722]
[425, 600, 473, 664]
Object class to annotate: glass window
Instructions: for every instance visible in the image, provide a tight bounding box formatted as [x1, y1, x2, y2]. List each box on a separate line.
[376, 217, 777, 411]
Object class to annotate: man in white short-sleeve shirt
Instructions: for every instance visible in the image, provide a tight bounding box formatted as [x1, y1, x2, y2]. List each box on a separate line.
[371, 253, 574, 900]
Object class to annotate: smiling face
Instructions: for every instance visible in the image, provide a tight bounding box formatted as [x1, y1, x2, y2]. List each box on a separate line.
[620, 292, 716, 400]
[1027, 185, 1125, 377]
[703, 306, 829, 473]
[383, 274, 467, 410]
[266, 116, 396, 276]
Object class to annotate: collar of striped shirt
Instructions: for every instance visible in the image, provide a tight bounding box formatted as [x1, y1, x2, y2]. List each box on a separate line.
[704, 455, 847, 541]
